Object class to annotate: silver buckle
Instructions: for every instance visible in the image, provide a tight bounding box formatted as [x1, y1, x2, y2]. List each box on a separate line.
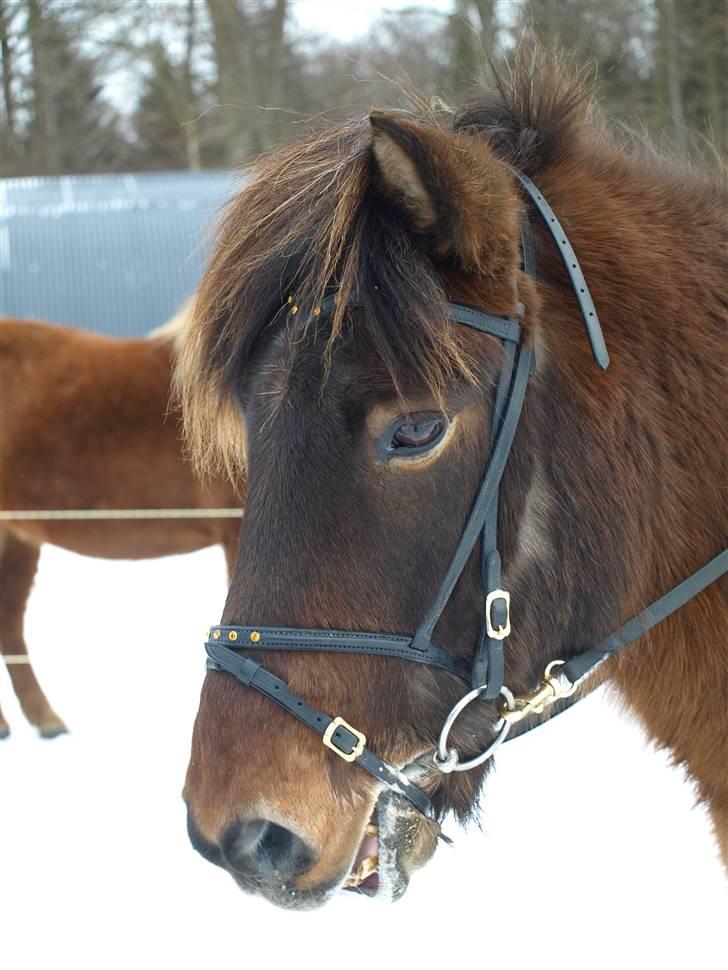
[485, 589, 511, 639]
[322, 716, 366, 763]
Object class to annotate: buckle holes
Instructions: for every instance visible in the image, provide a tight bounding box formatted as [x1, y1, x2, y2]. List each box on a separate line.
[580, 288, 585, 293]
[274, 685, 280, 691]
[296, 701, 303, 706]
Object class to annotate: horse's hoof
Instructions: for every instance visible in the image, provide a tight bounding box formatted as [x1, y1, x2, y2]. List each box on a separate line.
[39, 719, 69, 739]
[0, 723, 10, 740]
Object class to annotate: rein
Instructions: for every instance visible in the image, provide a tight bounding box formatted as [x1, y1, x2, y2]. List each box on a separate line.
[204, 172, 728, 821]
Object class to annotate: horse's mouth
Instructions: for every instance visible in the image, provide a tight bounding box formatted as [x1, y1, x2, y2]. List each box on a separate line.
[343, 818, 381, 896]
[342, 786, 441, 901]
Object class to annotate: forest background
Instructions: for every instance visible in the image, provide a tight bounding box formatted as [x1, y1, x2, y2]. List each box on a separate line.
[1, 0, 725, 178]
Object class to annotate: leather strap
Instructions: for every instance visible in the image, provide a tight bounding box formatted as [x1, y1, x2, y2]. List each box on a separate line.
[477, 551, 506, 698]
[206, 625, 470, 681]
[562, 549, 728, 685]
[471, 211, 537, 696]
[472, 342, 516, 694]
[514, 171, 609, 371]
[317, 295, 522, 344]
[205, 641, 436, 819]
[411, 344, 534, 652]
[447, 304, 521, 343]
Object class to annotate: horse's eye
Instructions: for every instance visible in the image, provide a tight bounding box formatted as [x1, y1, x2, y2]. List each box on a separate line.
[391, 415, 445, 451]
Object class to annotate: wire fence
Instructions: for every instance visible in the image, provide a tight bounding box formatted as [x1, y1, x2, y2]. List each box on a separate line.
[0, 509, 243, 521]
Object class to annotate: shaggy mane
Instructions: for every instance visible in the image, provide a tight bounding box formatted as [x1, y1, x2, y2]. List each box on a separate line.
[178, 51, 593, 479]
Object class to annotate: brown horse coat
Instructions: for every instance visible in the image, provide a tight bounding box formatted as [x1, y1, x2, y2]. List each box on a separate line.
[178, 57, 727, 905]
[0, 318, 241, 736]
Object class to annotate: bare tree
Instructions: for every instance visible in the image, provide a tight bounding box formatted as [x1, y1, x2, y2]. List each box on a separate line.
[655, 0, 687, 151]
[206, 0, 289, 163]
[2, 0, 724, 176]
[0, 0, 19, 147]
[447, 0, 497, 91]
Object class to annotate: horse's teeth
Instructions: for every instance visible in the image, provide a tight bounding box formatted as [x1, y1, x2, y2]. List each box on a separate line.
[365, 823, 378, 838]
[357, 856, 378, 880]
[344, 855, 379, 887]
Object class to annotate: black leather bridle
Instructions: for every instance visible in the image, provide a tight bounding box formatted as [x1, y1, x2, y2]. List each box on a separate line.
[204, 172, 728, 822]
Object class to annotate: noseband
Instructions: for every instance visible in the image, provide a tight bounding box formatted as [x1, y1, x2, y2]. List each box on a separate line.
[204, 172, 728, 821]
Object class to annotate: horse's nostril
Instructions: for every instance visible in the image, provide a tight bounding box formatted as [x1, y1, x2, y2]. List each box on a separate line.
[221, 818, 315, 879]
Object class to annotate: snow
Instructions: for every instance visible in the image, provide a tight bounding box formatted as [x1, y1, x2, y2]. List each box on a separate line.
[1, 545, 725, 969]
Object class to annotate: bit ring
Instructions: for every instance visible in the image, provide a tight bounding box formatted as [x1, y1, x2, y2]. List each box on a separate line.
[434, 686, 515, 773]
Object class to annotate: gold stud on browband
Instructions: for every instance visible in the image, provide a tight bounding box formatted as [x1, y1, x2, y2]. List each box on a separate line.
[213, 630, 221, 640]
[288, 295, 320, 317]
[250, 631, 261, 643]
[228, 631, 238, 641]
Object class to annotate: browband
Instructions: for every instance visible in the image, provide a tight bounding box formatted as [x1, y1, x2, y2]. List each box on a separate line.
[317, 294, 522, 345]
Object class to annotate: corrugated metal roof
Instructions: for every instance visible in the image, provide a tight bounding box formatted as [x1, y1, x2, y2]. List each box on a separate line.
[0, 171, 236, 336]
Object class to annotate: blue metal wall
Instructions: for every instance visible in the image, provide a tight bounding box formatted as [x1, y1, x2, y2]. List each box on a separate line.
[0, 171, 235, 336]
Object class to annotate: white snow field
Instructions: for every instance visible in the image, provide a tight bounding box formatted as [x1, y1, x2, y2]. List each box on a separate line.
[1, 545, 725, 970]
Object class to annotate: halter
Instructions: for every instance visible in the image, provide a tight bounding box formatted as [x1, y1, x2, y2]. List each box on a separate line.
[204, 172, 728, 821]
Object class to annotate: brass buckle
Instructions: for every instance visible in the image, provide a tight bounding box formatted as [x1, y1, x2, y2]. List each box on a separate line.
[322, 716, 366, 763]
[485, 589, 511, 639]
[498, 660, 578, 724]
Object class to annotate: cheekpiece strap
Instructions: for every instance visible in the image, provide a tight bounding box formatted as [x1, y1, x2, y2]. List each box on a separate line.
[411, 343, 534, 652]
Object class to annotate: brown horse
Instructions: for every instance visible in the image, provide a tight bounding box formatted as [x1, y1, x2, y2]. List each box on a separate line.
[0, 317, 241, 738]
[178, 56, 727, 907]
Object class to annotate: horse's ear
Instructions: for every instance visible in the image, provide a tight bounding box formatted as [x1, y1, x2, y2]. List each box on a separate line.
[369, 110, 519, 275]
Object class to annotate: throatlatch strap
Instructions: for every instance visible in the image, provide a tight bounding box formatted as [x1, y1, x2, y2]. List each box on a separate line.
[205, 640, 436, 819]
[514, 171, 609, 371]
[562, 549, 728, 685]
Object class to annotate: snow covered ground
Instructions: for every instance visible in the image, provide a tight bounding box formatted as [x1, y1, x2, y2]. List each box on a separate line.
[1, 546, 725, 970]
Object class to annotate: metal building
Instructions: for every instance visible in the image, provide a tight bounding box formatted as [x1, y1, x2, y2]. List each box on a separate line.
[0, 171, 235, 336]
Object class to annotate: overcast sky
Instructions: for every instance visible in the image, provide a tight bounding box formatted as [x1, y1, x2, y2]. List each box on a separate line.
[290, 0, 454, 40]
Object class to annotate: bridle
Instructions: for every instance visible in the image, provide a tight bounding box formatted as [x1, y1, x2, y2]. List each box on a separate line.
[204, 172, 728, 822]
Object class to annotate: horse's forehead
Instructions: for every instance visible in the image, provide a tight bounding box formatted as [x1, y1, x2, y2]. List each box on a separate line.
[248, 315, 374, 418]
[247, 325, 309, 417]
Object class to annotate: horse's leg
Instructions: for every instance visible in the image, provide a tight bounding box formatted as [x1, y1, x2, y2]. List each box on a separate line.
[0, 530, 13, 738]
[0, 688, 9, 738]
[0, 530, 68, 737]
